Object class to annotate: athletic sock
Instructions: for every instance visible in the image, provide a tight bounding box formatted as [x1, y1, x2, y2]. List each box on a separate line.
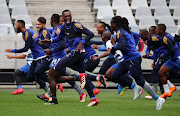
[163, 84, 170, 93]
[167, 80, 174, 88]
[44, 85, 48, 92]
[153, 83, 159, 93]
[18, 85, 22, 89]
[130, 83, 135, 89]
[90, 97, 96, 100]
[85, 71, 97, 76]
[65, 67, 80, 78]
[143, 81, 158, 100]
[46, 88, 51, 97]
[73, 82, 83, 95]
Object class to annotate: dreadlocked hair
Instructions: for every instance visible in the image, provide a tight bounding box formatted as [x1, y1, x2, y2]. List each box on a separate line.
[112, 16, 131, 33]
[99, 21, 113, 34]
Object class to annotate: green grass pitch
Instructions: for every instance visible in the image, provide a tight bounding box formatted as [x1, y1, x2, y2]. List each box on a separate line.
[0, 89, 180, 116]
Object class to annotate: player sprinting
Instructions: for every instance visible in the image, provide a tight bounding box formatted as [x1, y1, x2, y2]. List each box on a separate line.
[6, 50, 33, 94]
[110, 16, 165, 110]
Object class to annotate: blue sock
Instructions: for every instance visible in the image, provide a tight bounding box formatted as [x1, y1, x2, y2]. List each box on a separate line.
[153, 94, 159, 100]
[130, 83, 135, 89]
[93, 87, 96, 90]
[18, 85, 22, 89]
[91, 97, 96, 100]
[78, 74, 80, 78]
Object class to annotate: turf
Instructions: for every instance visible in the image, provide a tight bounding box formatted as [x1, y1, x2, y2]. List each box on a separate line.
[0, 89, 179, 116]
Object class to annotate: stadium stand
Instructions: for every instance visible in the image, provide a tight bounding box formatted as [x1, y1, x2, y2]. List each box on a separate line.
[97, 6, 114, 20]
[0, 0, 7, 6]
[139, 16, 156, 29]
[11, 6, 29, 20]
[169, 0, 180, 9]
[154, 6, 172, 20]
[93, 0, 111, 10]
[9, 0, 26, 9]
[116, 6, 133, 18]
[112, 0, 129, 10]
[135, 7, 152, 20]
[131, 0, 148, 10]
[173, 7, 180, 20]
[150, 0, 167, 9]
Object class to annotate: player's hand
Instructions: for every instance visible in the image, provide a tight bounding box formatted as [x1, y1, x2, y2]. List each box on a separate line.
[76, 42, 83, 52]
[147, 52, 152, 57]
[6, 55, 13, 59]
[44, 49, 52, 55]
[151, 62, 155, 68]
[142, 55, 147, 58]
[32, 33, 38, 39]
[92, 56, 99, 61]
[5, 49, 12, 52]
[40, 38, 51, 44]
[111, 37, 116, 45]
[65, 48, 69, 52]
[92, 44, 99, 49]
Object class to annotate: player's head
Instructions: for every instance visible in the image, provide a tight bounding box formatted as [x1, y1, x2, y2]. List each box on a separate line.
[139, 29, 149, 42]
[96, 21, 113, 35]
[149, 26, 156, 34]
[102, 31, 111, 42]
[15, 20, 25, 33]
[156, 24, 166, 35]
[51, 14, 60, 27]
[111, 16, 130, 33]
[59, 15, 64, 25]
[36, 17, 46, 31]
[62, 9, 71, 25]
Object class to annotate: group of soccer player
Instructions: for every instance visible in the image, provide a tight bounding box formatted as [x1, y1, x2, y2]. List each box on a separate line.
[5, 9, 180, 110]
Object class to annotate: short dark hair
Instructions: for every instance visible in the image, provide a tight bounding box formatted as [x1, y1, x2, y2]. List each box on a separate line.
[51, 14, 60, 24]
[38, 17, 46, 24]
[157, 24, 166, 32]
[62, 9, 71, 15]
[149, 26, 156, 31]
[17, 20, 25, 27]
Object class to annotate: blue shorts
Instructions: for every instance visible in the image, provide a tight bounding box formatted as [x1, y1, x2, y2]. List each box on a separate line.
[19, 63, 31, 74]
[49, 57, 61, 69]
[111, 63, 119, 69]
[164, 57, 180, 71]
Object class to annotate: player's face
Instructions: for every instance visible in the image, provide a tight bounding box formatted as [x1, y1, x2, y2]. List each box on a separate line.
[96, 23, 104, 34]
[63, 11, 72, 25]
[59, 17, 64, 25]
[110, 19, 116, 31]
[102, 33, 107, 42]
[149, 28, 155, 34]
[36, 21, 44, 31]
[155, 26, 161, 35]
[14, 22, 22, 33]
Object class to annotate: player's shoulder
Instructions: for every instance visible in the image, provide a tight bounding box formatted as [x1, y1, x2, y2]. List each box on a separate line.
[73, 21, 83, 29]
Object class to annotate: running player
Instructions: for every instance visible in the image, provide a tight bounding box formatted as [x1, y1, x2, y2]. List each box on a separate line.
[6, 50, 33, 94]
[110, 16, 165, 110]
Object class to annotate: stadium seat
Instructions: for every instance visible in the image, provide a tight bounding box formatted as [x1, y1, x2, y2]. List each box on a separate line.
[116, 6, 133, 18]
[11, 6, 29, 20]
[0, 15, 15, 34]
[158, 16, 177, 33]
[173, 7, 180, 20]
[131, 0, 148, 9]
[135, 7, 152, 20]
[154, 6, 171, 20]
[0, 0, 7, 6]
[150, 0, 167, 9]
[93, 0, 110, 10]
[0, 26, 8, 34]
[97, 6, 114, 20]
[0, 6, 10, 16]
[126, 16, 139, 33]
[139, 16, 156, 29]
[101, 16, 112, 25]
[169, 0, 180, 9]
[9, 0, 26, 9]
[178, 18, 180, 25]
[112, 0, 129, 10]
[16, 15, 33, 28]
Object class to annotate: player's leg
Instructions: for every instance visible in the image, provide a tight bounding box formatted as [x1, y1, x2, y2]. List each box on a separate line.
[99, 58, 116, 75]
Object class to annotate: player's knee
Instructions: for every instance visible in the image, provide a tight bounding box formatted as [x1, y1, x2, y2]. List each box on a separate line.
[111, 72, 118, 83]
[158, 70, 164, 77]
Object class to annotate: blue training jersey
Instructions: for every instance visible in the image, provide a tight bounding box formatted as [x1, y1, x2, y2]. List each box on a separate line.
[51, 21, 94, 51]
[12, 29, 46, 60]
[114, 28, 141, 61]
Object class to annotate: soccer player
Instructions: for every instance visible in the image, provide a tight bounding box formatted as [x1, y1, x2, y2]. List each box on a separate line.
[155, 24, 177, 99]
[5, 20, 46, 89]
[110, 16, 165, 110]
[6, 50, 33, 94]
[41, 10, 99, 106]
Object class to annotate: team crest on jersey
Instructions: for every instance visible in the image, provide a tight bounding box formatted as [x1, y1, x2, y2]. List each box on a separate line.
[163, 36, 168, 44]
[42, 30, 47, 38]
[74, 23, 83, 29]
[56, 27, 60, 35]
[116, 30, 120, 39]
[151, 36, 159, 41]
[25, 31, 28, 40]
